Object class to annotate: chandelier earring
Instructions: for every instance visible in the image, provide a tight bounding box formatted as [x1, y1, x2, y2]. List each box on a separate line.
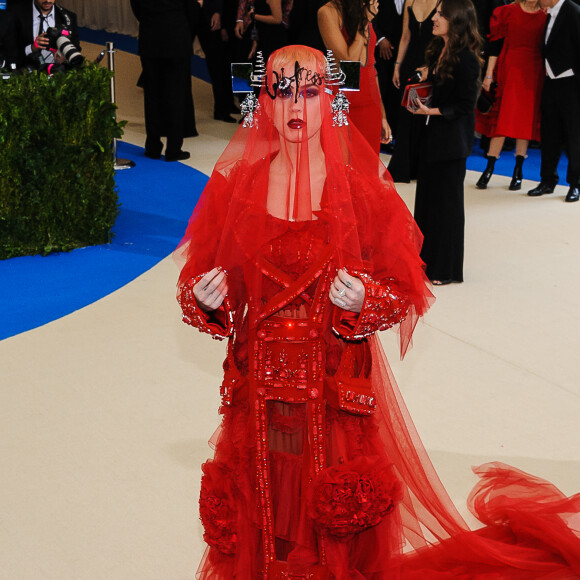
[324, 50, 350, 127]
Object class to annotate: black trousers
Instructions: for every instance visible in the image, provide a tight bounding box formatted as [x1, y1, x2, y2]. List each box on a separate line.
[540, 76, 580, 187]
[140, 55, 196, 155]
[194, 13, 235, 117]
[414, 157, 466, 283]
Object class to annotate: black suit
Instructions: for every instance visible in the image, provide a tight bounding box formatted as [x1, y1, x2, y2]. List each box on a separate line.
[11, 1, 80, 69]
[0, 10, 19, 66]
[288, 0, 325, 51]
[539, 0, 580, 188]
[414, 49, 480, 283]
[130, 0, 197, 157]
[373, 0, 404, 138]
[192, 0, 236, 118]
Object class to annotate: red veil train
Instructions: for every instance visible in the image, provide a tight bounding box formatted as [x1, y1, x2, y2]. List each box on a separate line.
[175, 45, 580, 579]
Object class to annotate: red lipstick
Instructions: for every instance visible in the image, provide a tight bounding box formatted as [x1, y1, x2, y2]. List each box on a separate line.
[287, 119, 304, 129]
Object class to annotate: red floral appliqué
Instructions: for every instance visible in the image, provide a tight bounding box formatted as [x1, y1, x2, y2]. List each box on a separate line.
[307, 457, 402, 539]
[199, 461, 238, 555]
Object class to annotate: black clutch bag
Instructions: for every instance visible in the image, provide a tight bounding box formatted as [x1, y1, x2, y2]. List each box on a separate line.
[476, 82, 497, 114]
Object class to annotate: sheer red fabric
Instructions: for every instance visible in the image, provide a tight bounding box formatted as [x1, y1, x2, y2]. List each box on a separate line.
[175, 46, 580, 580]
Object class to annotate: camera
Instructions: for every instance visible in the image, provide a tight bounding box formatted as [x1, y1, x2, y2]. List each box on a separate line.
[45, 27, 83, 67]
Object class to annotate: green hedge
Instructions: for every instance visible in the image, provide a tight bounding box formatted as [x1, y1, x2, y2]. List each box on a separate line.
[0, 63, 125, 259]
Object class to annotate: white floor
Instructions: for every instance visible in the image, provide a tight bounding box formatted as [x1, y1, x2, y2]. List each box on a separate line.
[1, 44, 579, 580]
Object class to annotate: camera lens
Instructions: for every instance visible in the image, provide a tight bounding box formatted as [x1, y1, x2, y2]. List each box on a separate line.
[55, 36, 83, 67]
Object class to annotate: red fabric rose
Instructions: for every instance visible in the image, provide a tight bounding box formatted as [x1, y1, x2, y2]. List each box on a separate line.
[307, 456, 402, 539]
[199, 461, 238, 555]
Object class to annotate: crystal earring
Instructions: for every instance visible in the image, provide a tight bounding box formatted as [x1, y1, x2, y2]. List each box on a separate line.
[240, 92, 260, 128]
[324, 50, 350, 127]
[331, 91, 350, 127]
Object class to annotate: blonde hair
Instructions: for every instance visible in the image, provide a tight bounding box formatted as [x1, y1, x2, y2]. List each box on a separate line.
[268, 45, 327, 79]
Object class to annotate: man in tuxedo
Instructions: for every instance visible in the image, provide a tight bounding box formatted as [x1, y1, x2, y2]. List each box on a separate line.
[373, 0, 404, 150]
[130, 0, 197, 162]
[12, 0, 80, 69]
[528, 0, 580, 202]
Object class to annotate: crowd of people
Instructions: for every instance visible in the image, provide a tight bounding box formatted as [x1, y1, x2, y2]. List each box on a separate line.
[2, 0, 577, 277]
[124, 0, 578, 287]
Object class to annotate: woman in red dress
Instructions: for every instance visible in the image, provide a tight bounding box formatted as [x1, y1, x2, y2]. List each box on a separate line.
[318, 0, 391, 152]
[476, 0, 546, 190]
[176, 43, 580, 579]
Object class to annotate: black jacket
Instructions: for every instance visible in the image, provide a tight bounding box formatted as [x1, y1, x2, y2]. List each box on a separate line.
[130, 0, 196, 58]
[421, 49, 480, 162]
[543, 0, 580, 87]
[12, 1, 80, 67]
[372, 0, 403, 50]
[0, 10, 19, 65]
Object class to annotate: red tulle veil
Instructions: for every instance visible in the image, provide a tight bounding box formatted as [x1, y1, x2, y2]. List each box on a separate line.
[174, 45, 432, 356]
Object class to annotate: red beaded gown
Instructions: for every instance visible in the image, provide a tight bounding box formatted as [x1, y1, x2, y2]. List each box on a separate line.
[340, 25, 383, 153]
[175, 46, 580, 580]
[476, 3, 546, 141]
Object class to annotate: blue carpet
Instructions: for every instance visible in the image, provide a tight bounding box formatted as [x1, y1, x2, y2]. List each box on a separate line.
[467, 138, 568, 181]
[0, 142, 207, 341]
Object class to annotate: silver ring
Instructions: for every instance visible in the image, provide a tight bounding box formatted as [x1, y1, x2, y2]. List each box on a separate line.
[336, 298, 346, 308]
[344, 280, 352, 289]
[338, 288, 346, 297]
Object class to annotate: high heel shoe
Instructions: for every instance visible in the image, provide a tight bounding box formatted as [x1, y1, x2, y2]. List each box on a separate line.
[509, 155, 525, 190]
[476, 156, 497, 189]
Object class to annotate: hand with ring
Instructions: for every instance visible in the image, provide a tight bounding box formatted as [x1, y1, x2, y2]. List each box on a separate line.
[329, 268, 365, 313]
[193, 267, 229, 312]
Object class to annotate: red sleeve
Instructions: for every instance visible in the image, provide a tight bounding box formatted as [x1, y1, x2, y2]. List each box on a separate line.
[332, 272, 410, 340]
[489, 4, 510, 42]
[178, 274, 234, 340]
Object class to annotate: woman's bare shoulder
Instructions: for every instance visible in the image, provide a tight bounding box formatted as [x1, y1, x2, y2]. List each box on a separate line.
[318, 2, 340, 22]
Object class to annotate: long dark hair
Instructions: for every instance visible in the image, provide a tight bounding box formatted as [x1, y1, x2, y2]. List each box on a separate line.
[331, 0, 373, 45]
[424, 0, 483, 82]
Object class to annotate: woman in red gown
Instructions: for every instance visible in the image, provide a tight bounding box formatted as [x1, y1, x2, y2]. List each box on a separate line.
[176, 43, 580, 579]
[475, 0, 546, 190]
[318, 0, 391, 152]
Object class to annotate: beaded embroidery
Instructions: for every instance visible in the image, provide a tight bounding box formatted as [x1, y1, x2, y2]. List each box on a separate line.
[178, 272, 234, 340]
[332, 271, 409, 340]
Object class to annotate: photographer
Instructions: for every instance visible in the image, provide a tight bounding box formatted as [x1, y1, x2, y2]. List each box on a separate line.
[13, 0, 81, 70]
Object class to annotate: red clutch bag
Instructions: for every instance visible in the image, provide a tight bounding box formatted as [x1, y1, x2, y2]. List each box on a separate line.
[401, 82, 433, 112]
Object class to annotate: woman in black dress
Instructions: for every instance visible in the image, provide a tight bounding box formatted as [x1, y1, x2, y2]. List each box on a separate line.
[251, 0, 288, 62]
[412, 0, 482, 285]
[388, 0, 437, 182]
